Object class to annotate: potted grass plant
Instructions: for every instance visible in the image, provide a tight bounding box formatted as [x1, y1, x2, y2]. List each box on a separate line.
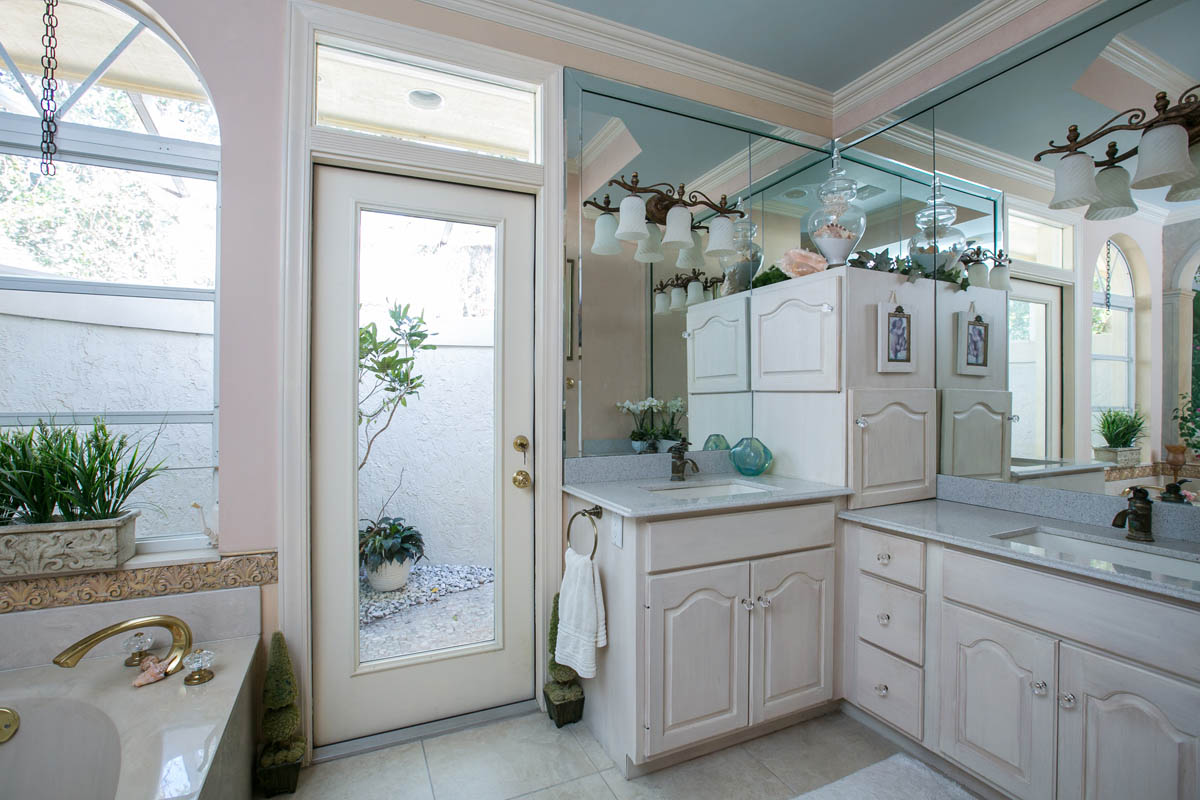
[1093, 408, 1147, 466]
[0, 421, 163, 578]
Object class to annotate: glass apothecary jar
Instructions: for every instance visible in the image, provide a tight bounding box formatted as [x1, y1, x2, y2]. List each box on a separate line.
[807, 151, 865, 266]
[907, 178, 967, 272]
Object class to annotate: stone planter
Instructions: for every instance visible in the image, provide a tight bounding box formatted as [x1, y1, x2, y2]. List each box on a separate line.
[0, 510, 138, 580]
[1093, 446, 1141, 467]
[366, 559, 411, 592]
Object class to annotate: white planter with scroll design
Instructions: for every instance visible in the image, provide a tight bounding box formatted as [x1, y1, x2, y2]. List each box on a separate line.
[0, 511, 138, 579]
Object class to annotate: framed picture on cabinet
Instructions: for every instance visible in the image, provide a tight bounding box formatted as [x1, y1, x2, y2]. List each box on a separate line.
[955, 312, 990, 375]
[876, 303, 915, 373]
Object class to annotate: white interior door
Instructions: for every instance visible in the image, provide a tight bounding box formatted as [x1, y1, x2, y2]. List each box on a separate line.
[311, 165, 535, 746]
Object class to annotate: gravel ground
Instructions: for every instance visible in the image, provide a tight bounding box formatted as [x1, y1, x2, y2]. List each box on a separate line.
[359, 583, 495, 662]
[359, 563, 494, 626]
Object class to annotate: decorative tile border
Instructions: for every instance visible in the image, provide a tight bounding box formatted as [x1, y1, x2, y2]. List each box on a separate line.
[1104, 462, 1200, 482]
[0, 551, 277, 614]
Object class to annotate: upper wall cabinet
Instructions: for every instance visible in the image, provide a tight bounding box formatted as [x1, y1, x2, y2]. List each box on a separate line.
[687, 294, 750, 394]
[935, 283, 1008, 393]
[751, 273, 841, 392]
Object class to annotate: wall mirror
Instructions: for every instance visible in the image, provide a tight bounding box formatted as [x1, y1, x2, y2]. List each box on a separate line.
[852, 0, 1200, 503]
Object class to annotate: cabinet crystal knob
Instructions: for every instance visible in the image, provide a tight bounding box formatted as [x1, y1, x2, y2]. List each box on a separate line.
[876, 552, 891, 565]
[758, 596, 772, 609]
[1031, 680, 1048, 696]
[1058, 692, 1076, 709]
[877, 612, 891, 626]
[741, 598, 755, 612]
[874, 683, 889, 697]
[1007, 414, 1020, 423]
[855, 416, 869, 429]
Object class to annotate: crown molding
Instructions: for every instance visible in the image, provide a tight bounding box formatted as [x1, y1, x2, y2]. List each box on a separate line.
[1100, 34, 1198, 100]
[415, 0, 833, 118]
[582, 116, 629, 168]
[833, 0, 1048, 118]
[686, 129, 799, 201]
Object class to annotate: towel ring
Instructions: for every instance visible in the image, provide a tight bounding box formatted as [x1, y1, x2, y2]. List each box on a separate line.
[567, 505, 602, 559]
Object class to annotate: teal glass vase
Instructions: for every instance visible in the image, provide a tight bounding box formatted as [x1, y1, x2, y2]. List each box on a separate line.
[730, 437, 772, 476]
[703, 434, 731, 451]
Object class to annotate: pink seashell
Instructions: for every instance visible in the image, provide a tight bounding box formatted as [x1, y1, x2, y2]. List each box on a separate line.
[133, 655, 169, 686]
[779, 248, 828, 278]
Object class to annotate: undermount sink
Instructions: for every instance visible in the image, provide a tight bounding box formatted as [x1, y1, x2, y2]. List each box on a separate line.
[646, 481, 769, 500]
[992, 527, 1200, 583]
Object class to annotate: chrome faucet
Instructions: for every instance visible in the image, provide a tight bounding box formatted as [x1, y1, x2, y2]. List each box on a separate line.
[668, 440, 700, 482]
[1112, 486, 1153, 543]
[53, 615, 193, 676]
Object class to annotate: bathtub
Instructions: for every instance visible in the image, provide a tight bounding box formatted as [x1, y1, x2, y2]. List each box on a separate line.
[0, 635, 257, 800]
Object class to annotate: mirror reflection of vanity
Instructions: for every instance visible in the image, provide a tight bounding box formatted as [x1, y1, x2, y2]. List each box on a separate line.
[565, 0, 1200, 513]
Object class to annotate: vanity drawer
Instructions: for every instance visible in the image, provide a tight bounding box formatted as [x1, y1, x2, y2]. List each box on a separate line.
[855, 640, 923, 740]
[646, 503, 833, 572]
[857, 528, 925, 589]
[857, 574, 924, 665]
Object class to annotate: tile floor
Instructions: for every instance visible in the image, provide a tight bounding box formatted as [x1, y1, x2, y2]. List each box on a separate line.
[291, 709, 905, 800]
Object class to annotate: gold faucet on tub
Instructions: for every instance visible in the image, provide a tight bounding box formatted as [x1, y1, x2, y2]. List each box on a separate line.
[53, 615, 194, 677]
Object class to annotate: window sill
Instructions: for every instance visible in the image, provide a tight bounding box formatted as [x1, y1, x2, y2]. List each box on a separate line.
[122, 548, 221, 570]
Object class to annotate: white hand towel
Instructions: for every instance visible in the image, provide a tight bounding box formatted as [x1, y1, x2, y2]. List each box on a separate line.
[555, 546, 607, 679]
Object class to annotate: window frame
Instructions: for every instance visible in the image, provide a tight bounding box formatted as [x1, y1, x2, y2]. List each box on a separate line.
[0, 0, 220, 549]
[1090, 242, 1136, 415]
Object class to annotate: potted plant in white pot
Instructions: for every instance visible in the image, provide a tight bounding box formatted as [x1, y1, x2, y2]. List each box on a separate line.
[0, 421, 163, 579]
[656, 396, 687, 452]
[617, 397, 662, 454]
[359, 514, 425, 592]
[1093, 408, 1147, 466]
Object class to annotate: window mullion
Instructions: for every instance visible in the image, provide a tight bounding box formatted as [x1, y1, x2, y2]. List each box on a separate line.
[0, 39, 39, 112]
[56, 23, 146, 119]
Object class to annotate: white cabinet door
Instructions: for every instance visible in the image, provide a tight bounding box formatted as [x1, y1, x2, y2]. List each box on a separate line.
[646, 562, 750, 756]
[687, 294, 749, 393]
[750, 549, 833, 723]
[750, 273, 841, 391]
[1058, 644, 1200, 800]
[940, 389, 1012, 480]
[848, 388, 936, 508]
[939, 604, 1056, 800]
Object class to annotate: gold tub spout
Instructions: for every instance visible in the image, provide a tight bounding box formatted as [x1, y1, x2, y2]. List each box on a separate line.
[53, 615, 193, 676]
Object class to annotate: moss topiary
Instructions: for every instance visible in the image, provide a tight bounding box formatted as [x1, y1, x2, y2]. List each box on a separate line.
[544, 680, 583, 704]
[257, 632, 305, 796]
[543, 592, 584, 727]
[547, 593, 577, 682]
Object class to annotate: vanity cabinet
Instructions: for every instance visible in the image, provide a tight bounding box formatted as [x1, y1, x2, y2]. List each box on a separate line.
[939, 388, 1013, 480]
[848, 388, 937, 508]
[749, 273, 841, 392]
[938, 604, 1056, 800]
[686, 294, 750, 393]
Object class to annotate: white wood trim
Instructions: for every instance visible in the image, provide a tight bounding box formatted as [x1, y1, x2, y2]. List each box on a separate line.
[414, 0, 833, 117]
[833, 0, 1050, 117]
[280, 0, 563, 759]
[1101, 34, 1199, 101]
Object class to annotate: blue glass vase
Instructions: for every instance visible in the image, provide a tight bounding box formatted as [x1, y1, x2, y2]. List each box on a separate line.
[703, 434, 731, 451]
[729, 437, 772, 476]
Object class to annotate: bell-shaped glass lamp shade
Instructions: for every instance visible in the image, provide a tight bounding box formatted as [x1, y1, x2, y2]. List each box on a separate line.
[685, 279, 704, 306]
[676, 230, 706, 269]
[633, 223, 665, 263]
[966, 260, 989, 288]
[1131, 124, 1197, 190]
[662, 205, 693, 247]
[669, 285, 686, 311]
[989, 264, 1012, 291]
[703, 287, 714, 302]
[1165, 144, 1200, 202]
[705, 215, 736, 257]
[1085, 166, 1138, 221]
[652, 291, 669, 315]
[1049, 153, 1100, 209]
[590, 212, 622, 255]
[614, 195, 648, 241]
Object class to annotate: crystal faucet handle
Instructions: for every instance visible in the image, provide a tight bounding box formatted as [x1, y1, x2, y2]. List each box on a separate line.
[122, 631, 155, 653]
[182, 648, 215, 686]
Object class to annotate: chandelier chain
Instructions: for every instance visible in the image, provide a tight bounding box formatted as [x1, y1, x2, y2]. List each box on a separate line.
[40, 0, 59, 176]
[1104, 240, 1113, 313]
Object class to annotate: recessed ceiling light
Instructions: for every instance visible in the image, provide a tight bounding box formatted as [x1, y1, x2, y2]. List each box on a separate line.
[783, 188, 807, 200]
[856, 185, 885, 200]
[407, 89, 444, 110]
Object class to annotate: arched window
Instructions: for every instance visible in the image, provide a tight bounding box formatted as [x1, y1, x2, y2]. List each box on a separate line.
[1091, 241, 1135, 424]
[0, 1, 219, 548]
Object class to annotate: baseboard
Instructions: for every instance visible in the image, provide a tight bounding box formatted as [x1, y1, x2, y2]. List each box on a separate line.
[839, 701, 1013, 800]
[311, 698, 540, 764]
[620, 700, 842, 779]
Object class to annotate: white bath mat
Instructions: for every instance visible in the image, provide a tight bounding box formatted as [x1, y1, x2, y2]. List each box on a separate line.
[795, 753, 976, 799]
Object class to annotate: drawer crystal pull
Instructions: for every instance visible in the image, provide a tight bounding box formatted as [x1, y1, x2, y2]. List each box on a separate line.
[876, 612, 891, 626]
[1058, 692, 1076, 709]
[758, 596, 772, 609]
[1031, 680, 1048, 696]
[876, 552, 891, 565]
[741, 598, 755, 612]
[855, 416, 869, 429]
[874, 683, 889, 697]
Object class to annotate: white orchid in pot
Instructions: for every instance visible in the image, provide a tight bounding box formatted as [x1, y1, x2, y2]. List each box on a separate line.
[617, 397, 663, 453]
[656, 396, 687, 451]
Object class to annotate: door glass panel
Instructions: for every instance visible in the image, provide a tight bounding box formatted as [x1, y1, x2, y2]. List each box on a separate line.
[1009, 298, 1048, 459]
[357, 209, 497, 663]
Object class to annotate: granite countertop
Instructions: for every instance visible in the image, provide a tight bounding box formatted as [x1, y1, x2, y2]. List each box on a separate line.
[840, 499, 1200, 604]
[563, 473, 852, 519]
